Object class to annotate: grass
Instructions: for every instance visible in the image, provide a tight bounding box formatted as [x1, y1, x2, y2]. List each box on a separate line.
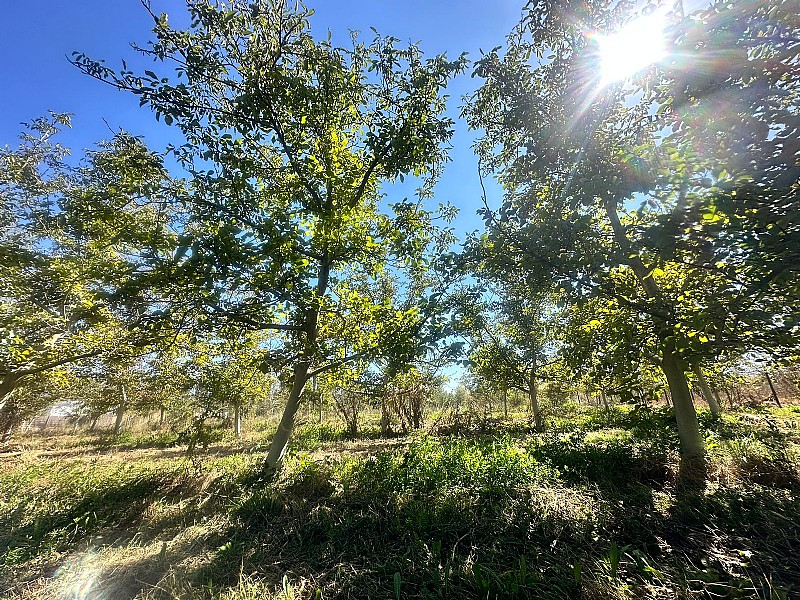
[2, 404, 799, 599]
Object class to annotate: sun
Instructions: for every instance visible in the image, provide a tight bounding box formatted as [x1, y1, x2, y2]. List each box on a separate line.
[594, 12, 667, 84]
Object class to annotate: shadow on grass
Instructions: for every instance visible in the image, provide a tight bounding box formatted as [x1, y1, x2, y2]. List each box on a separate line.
[0, 457, 257, 597]
[667, 485, 800, 598]
[1, 472, 172, 569]
[193, 436, 798, 599]
[196, 469, 588, 599]
[5, 415, 799, 599]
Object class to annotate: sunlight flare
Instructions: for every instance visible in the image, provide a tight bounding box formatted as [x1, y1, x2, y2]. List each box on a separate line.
[593, 12, 667, 84]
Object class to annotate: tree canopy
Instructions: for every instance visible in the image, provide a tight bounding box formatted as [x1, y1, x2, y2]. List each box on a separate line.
[0, 114, 174, 442]
[0, 0, 797, 488]
[465, 0, 800, 482]
[72, 0, 467, 467]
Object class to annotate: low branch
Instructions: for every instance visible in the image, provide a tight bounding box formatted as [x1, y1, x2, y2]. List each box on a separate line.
[308, 353, 366, 378]
[14, 349, 104, 377]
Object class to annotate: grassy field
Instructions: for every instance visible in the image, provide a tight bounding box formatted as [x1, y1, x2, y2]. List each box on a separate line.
[2, 404, 799, 599]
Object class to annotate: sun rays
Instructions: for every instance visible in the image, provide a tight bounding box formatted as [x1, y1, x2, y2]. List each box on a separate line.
[592, 11, 668, 85]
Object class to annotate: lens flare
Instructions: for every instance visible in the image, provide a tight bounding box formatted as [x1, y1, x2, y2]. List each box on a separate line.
[594, 12, 667, 84]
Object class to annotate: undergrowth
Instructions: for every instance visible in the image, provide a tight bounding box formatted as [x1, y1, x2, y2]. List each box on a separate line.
[1, 405, 798, 599]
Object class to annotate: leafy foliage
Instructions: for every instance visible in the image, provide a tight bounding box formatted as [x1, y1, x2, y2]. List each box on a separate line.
[72, 0, 468, 465]
[0, 115, 175, 441]
[465, 0, 800, 478]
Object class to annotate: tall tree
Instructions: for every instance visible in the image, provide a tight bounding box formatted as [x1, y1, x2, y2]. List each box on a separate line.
[465, 0, 799, 483]
[467, 289, 557, 430]
[72, 0, 466, 469]
[0, 115, 173, 444]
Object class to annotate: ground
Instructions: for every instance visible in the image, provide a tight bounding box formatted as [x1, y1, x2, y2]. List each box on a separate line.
[2, 404, 799, 599]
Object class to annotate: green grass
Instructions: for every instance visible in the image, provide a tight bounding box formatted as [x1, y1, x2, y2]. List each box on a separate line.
[2, 405, 799, 599]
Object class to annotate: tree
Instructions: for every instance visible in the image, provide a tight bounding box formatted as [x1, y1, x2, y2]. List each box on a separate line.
[72, 0, 467, 469]
[0, 115, 173, 444]
[383, 367, 441, 432]
[643, 0, 800, 364]
[70, 356, 141, 435]
[465, 0, 799, 483]
[468, 292, 556, 431]
[201, 334, 274, 438]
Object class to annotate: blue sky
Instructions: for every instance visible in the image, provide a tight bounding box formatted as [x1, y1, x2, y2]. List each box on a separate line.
[0, 0, 521, 236]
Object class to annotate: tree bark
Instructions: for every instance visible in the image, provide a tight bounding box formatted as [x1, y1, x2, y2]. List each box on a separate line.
[692, 363, 721, 417]
[765, 372, 782, 408]
[315, 377, 323, 424]
[348, 404, 359, 438]
[662, 344, 706, 483]
[601, 389, 609, 411]
[265, 361, 309, 468]
[502, 387, 508, 419]
[529, 367, 543, 431]
[264, 253, 330, 470]
[712, 387, 723, 411]
[0, 375, 20, 446]
[722, 387, 733, 409]
[113, 383, 127, 435]
[380, 395, 390, 436]
[233, 402, 242, 437]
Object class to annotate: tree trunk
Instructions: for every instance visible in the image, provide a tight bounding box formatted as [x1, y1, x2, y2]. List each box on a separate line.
[713, 388, 723, 411]
[529, 368, 543, 431]
[412, 394, 423, 429]
[113, 384, 127, 435]
[159, 406, 165, 426]
[502, 387, 508, 419]
[315, 377, 323, 424]
[233, 402, 242, 437]
[90, 415, 99, 432]
[722, 387, 733, 409]
[601, 390, 609, 411]
[348, 409, 358, 438]
[0, 375, 20, 447]
[765, 372, 782, 408]
[1, 405, 16, 446]
[692, 364, 721, 418]
[605, 199, 705, 485]
[265, 362, 310, 469]
[380, 396, 391, 436]
[662, 345, 706, 484]
[264, 255, 329, 471]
